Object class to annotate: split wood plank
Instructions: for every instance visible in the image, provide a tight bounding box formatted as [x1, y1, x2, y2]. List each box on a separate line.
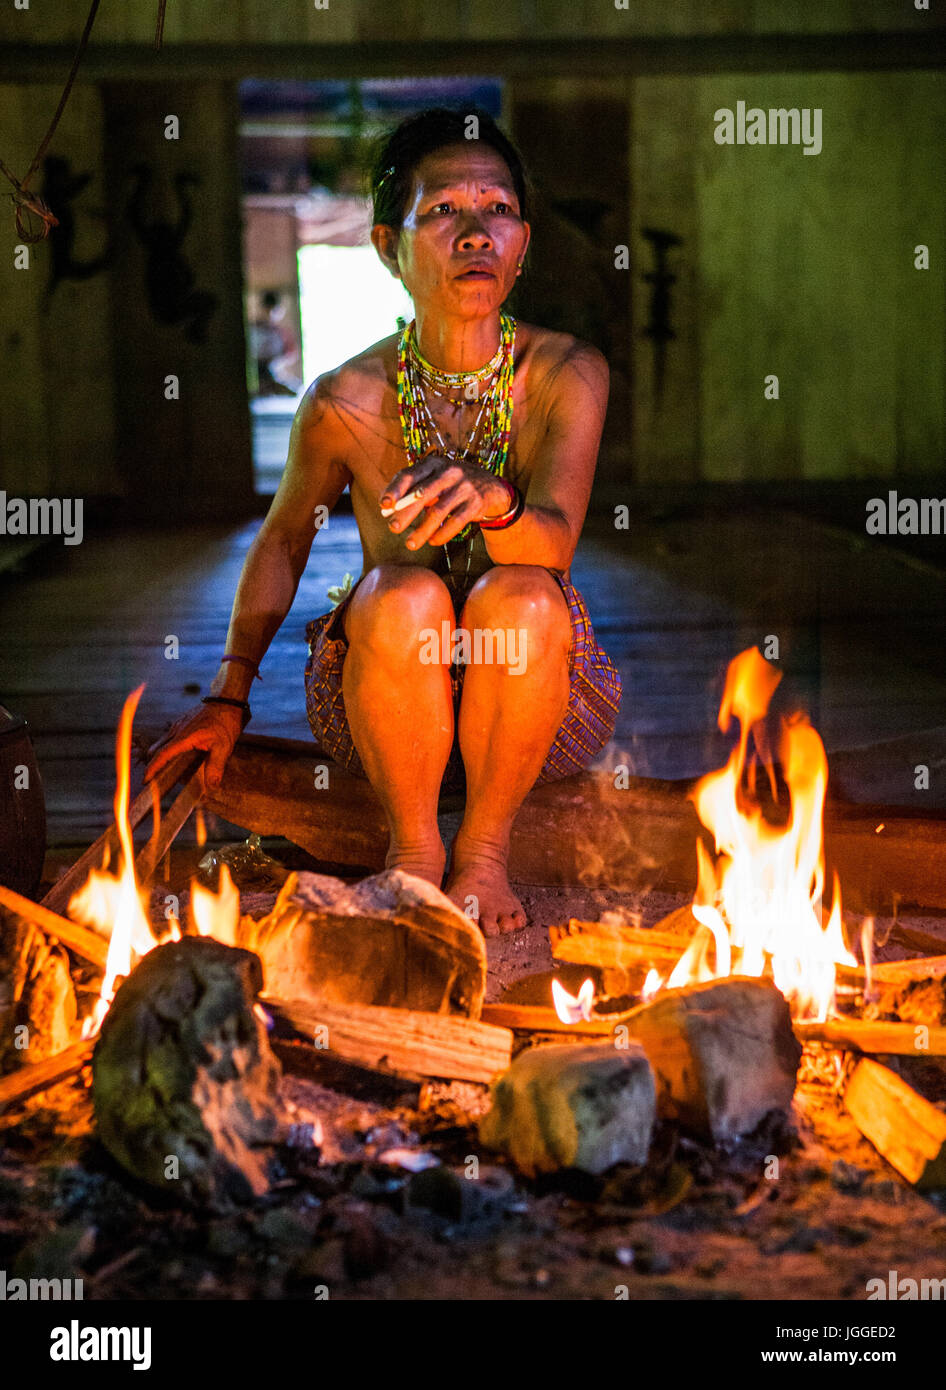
[844, 1057, 946, 1189]
[0, 1040, 95, 1115]
[485, 1000, 946, 1058]
[480, 1002, 615, 1034]
[796, 1018, 946, 1056]
[871, 956, 946, 985]
[553, 911, 946, 997]
[266, 996, 513, 1085]
[0, 884, 108, 970]
[550, 912, 695, 972]
[133, 766, 204, 887]
[42, 750, 202, 916]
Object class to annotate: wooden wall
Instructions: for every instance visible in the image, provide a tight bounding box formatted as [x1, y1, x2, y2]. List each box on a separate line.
[631, 70, 946, 483]
[0, 0, 940, 47]
[1, 2, 943, 506]
[101, 81, 253, 516]
[0, 82, 118, 500]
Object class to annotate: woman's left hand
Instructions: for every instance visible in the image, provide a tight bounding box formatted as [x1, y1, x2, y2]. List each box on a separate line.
[380, 453, 512, 549]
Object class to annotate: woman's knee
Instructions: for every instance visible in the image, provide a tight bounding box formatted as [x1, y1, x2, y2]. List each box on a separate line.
[347, 564, 452, 654]
[462, 565, 570, 652]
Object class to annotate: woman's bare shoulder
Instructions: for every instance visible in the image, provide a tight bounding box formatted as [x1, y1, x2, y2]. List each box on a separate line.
[293, 333, 400, 433]
[516, 321, 609, 405]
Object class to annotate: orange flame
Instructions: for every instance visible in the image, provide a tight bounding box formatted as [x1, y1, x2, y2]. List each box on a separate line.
[74, 687, 156, 1037]
[71, 688, 242, 1036]
[551, 976, 595, 1024]
[190, 863, 240, 946]
[649, 648, 857, 1022]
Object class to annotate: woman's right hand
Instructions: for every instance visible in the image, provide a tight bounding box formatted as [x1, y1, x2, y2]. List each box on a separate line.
[144, 702, 245, 792]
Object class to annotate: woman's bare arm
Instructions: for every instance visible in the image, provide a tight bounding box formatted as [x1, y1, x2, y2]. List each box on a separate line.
[210, 378, 354, 701]
[481, 342, 609, 572]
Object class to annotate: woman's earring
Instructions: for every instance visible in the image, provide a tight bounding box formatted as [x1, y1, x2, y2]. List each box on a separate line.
[516, 261, 523, 276]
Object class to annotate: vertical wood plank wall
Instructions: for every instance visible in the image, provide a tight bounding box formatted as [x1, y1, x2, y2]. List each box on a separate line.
[0, 1, 943, 505]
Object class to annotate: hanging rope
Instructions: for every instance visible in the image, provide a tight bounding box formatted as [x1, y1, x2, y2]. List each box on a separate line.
[1, 0, 169, 243]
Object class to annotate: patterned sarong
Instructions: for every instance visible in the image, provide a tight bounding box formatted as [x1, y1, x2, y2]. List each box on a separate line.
[303, 567, 622, 793]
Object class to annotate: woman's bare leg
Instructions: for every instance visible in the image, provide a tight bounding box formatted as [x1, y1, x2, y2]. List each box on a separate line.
[445, 565, 571, 935]
[342, 564, 454, 885]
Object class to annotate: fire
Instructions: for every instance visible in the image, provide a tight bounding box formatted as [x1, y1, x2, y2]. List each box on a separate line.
[74, 687, 156, 1037]
[71, 686, 241, 1036]
[650, 648, 857, 1021]
[190, 864, 240, 946]
[552, 976, 595, 1024]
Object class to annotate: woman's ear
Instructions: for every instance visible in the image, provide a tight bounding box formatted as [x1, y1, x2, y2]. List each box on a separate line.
[371, 224, 401, 279]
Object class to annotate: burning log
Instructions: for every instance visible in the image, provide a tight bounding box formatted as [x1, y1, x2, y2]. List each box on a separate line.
[872, 956, 946, 985]
[478, 1041, 656, 1176]
[0, 913, 77, 1073]
[0, 884, 108, 971]
[92, 936, 284, 1210]
[0, 1040, 94, 1115]
[624, 977, 801, 1145]
[550, 911, 696, 995]
[240, 869, 486, 1018]
[481, 1001, 612, 1034]
[843, 1057, 946, 1190]
[42, 749, 202, 915]
[268, 997, 512, 1085]
[796, 1018, 946, 1055]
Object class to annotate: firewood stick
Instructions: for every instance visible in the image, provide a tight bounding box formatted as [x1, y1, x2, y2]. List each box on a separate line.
[0, 773, 201, 976]
[0, 1040, 95, 1115]
[844, 1057, 946, 1189]
[553, 915, 946, 996]
[485, 1001, 946, 1056]
[550, 916, 694, 972]
[266, 997, 513, 1085]
[0, 885, 108, 971]
[134, 767, 204, 887]
[794, 1018, 946, 1055]
[480, 1002, 616, 1034]
[871, 956, 946, 985]
[41, 750, 203, 915]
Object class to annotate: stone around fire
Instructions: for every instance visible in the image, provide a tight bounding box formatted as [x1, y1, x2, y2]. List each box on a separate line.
[479, 1042, 656, 1177]
[92, 937, 283, 1210]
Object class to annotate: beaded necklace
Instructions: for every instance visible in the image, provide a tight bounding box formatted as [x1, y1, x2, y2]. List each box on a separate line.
[396, 313, 516, 584]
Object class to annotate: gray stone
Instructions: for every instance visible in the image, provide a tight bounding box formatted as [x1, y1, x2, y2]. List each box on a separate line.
[92, 936, 283, 1210]
[479, 1042, 656, 1177]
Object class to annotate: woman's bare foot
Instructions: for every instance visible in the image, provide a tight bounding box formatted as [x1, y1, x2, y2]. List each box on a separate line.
[385, 837, 446, 889]
[445, 832, 527, 936]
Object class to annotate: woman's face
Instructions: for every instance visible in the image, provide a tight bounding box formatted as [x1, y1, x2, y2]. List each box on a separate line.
[374, 143, 530, 319]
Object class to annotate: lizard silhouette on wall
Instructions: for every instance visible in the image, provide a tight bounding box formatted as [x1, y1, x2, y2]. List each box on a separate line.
[126, 164, 217, 344]
[41, 155, 113, 299]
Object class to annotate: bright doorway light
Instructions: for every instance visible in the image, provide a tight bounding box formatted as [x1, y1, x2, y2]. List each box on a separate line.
[298, 243, 414, 386]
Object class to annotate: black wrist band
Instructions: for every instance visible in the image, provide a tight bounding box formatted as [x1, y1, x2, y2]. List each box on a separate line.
[202, 695, 251, 729]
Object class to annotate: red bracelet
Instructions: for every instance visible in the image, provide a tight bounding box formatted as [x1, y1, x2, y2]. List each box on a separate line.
[221, 654, 262, 681]
[479, 481, 525, 531]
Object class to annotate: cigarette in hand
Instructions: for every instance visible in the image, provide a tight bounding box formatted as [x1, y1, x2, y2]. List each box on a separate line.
[381, 489, 424, 517]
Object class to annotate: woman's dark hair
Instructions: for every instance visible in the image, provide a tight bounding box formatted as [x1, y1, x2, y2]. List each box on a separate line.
[367, 106, 530, 231]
